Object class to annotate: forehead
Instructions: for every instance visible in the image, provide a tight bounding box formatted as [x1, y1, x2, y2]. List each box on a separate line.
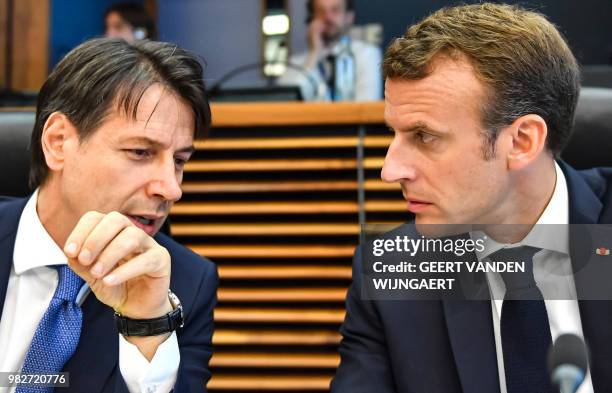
[106, 12, 125, 24]
[105, 84, 195, 145]
[313, 0, 347, 10]
[384, 54, 487, 128]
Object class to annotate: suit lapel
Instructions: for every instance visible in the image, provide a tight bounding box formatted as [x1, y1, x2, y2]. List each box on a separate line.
[0, 197, 29, 321]
[561, 161, 612, 392]
[62, 293, 119, 393]
[443, 299, 500, 393]
[440, 236, 500, 393]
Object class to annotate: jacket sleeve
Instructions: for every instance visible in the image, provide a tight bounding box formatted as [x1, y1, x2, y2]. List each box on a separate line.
[172, 261, 219, 392]
[330, 247, 397, 393]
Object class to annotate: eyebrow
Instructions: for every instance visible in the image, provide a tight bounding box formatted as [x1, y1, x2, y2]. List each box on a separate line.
[120, 136, 195, 154]
[386, 121, 438, 133]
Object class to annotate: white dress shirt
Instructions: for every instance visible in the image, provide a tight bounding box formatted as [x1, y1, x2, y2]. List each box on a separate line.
[472, 162, 593, 393]
[0, 191, 180, 393]
[278, 37, 382, 101]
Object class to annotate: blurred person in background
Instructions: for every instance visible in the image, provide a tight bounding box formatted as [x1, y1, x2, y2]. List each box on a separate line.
[278, 0, 382, 101]
[105, 3, 157, 42]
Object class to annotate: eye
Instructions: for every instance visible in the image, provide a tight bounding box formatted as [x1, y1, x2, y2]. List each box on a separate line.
[126, 149, 152, 160]
[174, 157, 187, 168]
[415, 131, 436, 144]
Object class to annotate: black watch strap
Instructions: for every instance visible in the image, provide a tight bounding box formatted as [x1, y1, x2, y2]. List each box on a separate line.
[115, 291, 184, 336]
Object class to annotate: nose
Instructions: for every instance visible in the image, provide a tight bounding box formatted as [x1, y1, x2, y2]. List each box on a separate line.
[148, 158, 183, 202]
[381, 137, 417, 184]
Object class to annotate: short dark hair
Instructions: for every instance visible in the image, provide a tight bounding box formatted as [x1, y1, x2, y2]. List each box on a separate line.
[306, 0, 355, 23]
[383, 3, 580, 158]
[30, 38, 211, 189]
[105, 3, 157, 40]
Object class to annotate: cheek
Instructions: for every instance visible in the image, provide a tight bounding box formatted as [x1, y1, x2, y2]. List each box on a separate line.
[430, 152, 493, 203]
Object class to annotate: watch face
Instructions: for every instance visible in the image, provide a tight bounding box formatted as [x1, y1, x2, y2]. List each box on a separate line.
[168, 290, 185, 328]
[168, 290, 181, 308]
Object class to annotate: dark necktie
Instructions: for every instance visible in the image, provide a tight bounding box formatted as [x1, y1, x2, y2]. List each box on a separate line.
[318, 55, 336, 100]
[489, 246, 555, 393]
[17, 265, 84, 393]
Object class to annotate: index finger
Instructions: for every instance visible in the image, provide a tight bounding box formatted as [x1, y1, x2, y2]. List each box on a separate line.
[63, 211, 105, 263]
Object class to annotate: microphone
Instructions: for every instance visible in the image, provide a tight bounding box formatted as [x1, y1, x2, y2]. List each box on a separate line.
[547, 334, 589, 393]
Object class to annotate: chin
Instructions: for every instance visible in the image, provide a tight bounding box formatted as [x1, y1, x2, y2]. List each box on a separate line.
[415, 216, 470, 238]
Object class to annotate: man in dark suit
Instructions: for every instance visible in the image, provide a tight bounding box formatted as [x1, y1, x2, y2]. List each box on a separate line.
[332, 4, 612, 393]
[0, 38, 217, 392]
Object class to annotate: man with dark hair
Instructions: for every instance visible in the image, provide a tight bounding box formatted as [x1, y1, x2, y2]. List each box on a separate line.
[105, 3, 157, 42]
[278, 0, 381, 101]
[332, 3, 612, 393]
[0, 38, 216, 392]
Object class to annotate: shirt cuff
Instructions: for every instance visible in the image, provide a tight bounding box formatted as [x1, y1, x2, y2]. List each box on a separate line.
[119, 332, 180, 393]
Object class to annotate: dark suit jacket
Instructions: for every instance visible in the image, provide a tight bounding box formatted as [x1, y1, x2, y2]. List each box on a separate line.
[331, 162, 612, 393]
[0, 197, 219, 392]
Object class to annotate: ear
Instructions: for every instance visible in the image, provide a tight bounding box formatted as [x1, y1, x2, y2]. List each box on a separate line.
[41, 112, 79, 173]
[505, 114, 548, 171]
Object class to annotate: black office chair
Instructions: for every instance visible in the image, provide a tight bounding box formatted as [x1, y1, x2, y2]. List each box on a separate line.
[581, 66, 612, 89]
[0, 111, 35, 197]
[561, 87, 612, 169]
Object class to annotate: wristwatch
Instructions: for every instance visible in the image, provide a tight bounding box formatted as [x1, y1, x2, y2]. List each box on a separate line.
[114, 290, 184, 336]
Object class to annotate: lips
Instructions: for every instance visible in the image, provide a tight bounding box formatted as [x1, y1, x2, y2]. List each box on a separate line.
[126, 214, 163, 235]
[405, 199, 433, 214]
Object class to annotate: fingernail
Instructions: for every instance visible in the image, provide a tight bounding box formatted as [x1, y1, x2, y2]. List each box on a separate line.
[103, 274, 116, 285]
[79, 249, 92, 264]
[91, 263, 103, 277]
[65, 243, 77, 256]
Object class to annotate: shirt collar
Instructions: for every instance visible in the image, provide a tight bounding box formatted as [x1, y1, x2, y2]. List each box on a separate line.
[474, 161, 570, 259]
[321, 35, 351, 57]
[13, 189, 68, 274]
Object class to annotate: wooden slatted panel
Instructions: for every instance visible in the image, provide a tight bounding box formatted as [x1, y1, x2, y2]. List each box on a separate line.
[169, 102, 394, 392]
[217, 287, 347, 302]
[209, 101, 384, 126]
[175, 222, 402, 236]
[181, 179, 399, 193]
[173, 223, 361, 236]
[208, 375, 333, 391]
[213, 329, 342, 345]
[171, 200, 406, 215]
[194, 135, 391, 150]
[185, 158, 357, 172]
[214, 308, 345, 324]
[188, 244, 355, 259]
[218, 265, 351, 280]
[182, 180, 359, 193]
[172, 201, 360, 214]
[211, 353, 340, 368]
[185, 157, 384, 172]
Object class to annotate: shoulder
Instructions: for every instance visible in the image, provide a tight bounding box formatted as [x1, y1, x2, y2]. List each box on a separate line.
[351, 39, 381, 57]
[575, 166, 612, 204]
[0, 195, 23, 207]
[569, 165, 612, 222]
[289, 51, 309, 66]
[0, 196, 29, 239]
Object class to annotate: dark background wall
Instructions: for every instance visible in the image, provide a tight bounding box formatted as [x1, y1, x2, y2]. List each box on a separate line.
[157, 0, 262, 88]
[50, 0, 612, 86]
[50, 0, 143, 69]
[354, 0, 612, 65]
